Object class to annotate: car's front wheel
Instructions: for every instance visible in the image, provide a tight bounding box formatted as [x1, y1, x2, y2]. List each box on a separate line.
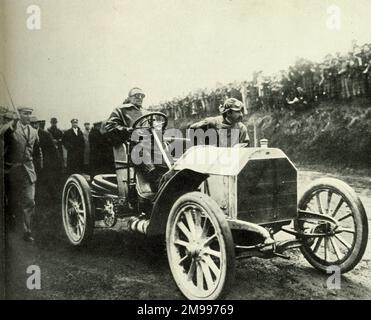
[297, 178, 368, 273]
[166, 192, 235, 300]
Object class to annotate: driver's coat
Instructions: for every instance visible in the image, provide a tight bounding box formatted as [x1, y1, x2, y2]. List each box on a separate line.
[105, 103, 146, 146]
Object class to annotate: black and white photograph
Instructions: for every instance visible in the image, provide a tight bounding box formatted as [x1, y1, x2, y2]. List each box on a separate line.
[0, 0, 370, 302]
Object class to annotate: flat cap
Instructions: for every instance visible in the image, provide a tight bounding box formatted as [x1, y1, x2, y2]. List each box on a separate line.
[17, 106, 33, 113]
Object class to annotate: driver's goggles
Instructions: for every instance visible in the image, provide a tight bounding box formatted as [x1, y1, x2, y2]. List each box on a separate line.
[131, 93, 145, 99]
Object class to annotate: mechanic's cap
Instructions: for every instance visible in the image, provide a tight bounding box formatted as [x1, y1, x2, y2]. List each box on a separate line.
[71, 118, 78, 124]
[128, 87, 145, 98]
[50, 117, 58, 123]
[219, 98, 244, 114]
[17, 106, 33, 113]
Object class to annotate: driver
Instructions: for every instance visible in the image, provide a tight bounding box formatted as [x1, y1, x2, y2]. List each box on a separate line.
[105, 88, 161, 199]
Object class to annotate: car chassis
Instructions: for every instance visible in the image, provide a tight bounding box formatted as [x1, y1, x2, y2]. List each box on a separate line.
[61, 112, 369, 300]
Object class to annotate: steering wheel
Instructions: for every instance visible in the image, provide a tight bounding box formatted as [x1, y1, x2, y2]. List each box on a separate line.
[132, 112, 168, 131]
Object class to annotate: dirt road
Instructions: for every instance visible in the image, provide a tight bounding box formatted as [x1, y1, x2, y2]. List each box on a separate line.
[4, 167, 371, 300]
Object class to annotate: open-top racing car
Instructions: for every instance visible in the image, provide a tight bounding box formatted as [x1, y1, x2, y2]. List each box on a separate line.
[61, 112, 369, 300]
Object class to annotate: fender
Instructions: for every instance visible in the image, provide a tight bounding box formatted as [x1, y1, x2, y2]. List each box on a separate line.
[146, 169, 208, 236]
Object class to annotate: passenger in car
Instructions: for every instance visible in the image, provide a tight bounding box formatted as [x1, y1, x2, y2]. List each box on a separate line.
[189, 98, 249, 147]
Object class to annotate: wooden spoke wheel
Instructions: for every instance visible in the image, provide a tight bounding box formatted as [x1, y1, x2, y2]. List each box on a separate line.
[297, 178, 368, 273]
[166, 192, 235, 300]
[62, 174, 95, 246]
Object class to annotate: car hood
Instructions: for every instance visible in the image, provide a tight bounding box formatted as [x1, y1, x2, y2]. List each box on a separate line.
[172, 145, 295, 176]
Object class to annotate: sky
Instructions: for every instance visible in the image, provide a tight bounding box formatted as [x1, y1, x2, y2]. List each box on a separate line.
[2, 0, 371, 128]
[0, 1, 6, 107]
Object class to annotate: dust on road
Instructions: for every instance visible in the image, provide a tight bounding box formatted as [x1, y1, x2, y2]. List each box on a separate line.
[4, 167, 371, 300]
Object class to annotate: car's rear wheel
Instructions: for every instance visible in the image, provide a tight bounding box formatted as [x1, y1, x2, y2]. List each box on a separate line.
[297, 178, 368, 273]
[62, 174, 95, 246]
[166, 192, 235, 300]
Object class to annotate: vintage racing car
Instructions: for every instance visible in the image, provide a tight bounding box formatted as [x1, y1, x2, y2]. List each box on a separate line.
[61, 112, 369, 300]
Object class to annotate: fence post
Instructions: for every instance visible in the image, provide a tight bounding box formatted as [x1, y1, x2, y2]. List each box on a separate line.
[253, 119, 258, 147]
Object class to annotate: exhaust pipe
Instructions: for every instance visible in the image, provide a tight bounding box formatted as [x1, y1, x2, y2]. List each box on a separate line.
[127, 216, 150, 234]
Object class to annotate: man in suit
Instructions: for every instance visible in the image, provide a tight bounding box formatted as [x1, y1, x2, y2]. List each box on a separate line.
[48, 117, 64, 164]
[62, 118, 85, 174]
[83, 122, 91, 173]
[31, 118, 62, 201]
[2, 106, 40, 242]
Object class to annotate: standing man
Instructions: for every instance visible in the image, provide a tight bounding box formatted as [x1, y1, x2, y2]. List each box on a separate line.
[32, 118, 61, 201]
[83, 122, 91, 173]
[62, 118, 85, 174]
[2, 107, 40, 242]
[48, 117, 64, 165]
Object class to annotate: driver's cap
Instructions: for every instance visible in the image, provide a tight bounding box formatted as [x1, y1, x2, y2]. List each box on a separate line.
[128, 87, 145, 98]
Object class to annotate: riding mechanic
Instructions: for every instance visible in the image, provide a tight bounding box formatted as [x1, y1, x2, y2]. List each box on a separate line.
[190, 97, 250, 146]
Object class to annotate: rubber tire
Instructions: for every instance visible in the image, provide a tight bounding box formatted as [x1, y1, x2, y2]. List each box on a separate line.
[62, 174, 95, 246]
[298, 178, 368, 273]
[166, 191, 235, 300]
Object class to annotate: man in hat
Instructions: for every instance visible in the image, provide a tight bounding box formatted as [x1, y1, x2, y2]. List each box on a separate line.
[105, 87, 146, 145]
[1, 106, 40, 242]
[190, 97, 249, 147]
[62, 118, 85, 174]
[38, 120, 46, 130]
[30, 116, 43, 175]
[83, 122, 91, 173]
[48, 117, 64, 162]
[105, 87, 164, 207]
[29, 116, 38, 127]
[33, 118, 61, 201]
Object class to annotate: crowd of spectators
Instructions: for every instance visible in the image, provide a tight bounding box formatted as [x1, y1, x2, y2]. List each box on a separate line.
[148, 42, 371, 119]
